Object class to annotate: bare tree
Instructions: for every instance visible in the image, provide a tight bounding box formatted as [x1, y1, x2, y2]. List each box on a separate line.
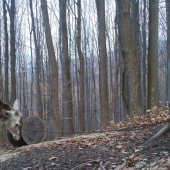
[118, 0, 142, 117]
[59, 0, 74, 134]
[40, 0, 62, 137]
[166, 0, 170, 107]
[0, 1, 6, 147]
[9, 0, 16, 104]
[96, 0, 109, 128]
[142, 0, 147, 113]
[76, 0, 85, 133]
[3, 0, 9, 104]
[29, 0, 43, 118]
[147, 0, 159, 109]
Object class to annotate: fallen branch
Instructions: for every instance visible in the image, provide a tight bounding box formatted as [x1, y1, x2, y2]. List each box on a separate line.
[145, 122, 170, 145]
[71, 159, 100, 170]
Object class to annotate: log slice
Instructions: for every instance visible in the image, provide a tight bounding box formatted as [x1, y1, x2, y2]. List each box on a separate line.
[21, 116, 46, 144]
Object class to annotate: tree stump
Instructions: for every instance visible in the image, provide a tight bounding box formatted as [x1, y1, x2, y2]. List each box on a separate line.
[21, 116, 46, 144]
[7, 116, 46, 146]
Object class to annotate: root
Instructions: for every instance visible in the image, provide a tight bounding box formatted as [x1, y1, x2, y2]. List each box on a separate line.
[145, 122, 170, 145]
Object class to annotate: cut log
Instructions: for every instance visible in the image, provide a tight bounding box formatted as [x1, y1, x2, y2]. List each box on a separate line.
[21, 116, 46, 144]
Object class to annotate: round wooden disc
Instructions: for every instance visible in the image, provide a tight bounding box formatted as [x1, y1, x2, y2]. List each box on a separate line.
[22, 116, 46, 144]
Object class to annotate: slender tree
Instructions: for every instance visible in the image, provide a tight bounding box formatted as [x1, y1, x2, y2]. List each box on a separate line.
[147, 0, 159, 109]
[142, 0, 147, 113]
[166, 0, 170, 108]
[3, 0, 9, 104]
[59, 0, 74, 134]
[9, 0, 16, 104]
[40, 0, 62, 137]
[29, 0, 43, 118]
[76, 0, 85, 133]
[118, 0, 142, 117]
[0, 1, 6, 147]
[96, 0, 109, 128]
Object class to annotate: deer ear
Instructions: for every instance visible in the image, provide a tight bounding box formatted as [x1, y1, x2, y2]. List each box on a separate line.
[2, 110, 12, 118]
[13, 99, 20, 111]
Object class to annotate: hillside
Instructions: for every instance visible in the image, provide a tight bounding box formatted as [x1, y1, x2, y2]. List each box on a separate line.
[0, 107, 170, 170]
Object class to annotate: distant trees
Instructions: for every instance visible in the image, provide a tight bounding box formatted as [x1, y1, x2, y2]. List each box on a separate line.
[29, 0, 43, 118]
[0, 0, 169, 143]
[41, 0, 62, 136]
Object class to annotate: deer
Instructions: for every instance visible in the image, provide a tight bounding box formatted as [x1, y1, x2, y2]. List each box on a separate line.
[0, 99, 22, 141]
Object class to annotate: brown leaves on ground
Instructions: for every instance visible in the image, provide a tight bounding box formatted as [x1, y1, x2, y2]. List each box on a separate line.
[111, 102, 169, 130]
[0, 104, 170, 169]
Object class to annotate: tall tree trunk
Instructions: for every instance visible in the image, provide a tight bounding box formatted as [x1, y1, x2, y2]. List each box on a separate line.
[3, 0, 9, 104]
[59, 0, 74, 134]
[29, 0, 43, 118]
[166, 0, 170, 109]
[96, 0, 109, 129]
[147, 0, 159, 109]
[76, 0, 85, 133]
[40, 0, 62, 137]
[0, 3, 6, 147]
[142, 0, 147, 113]
[0, 6, 2, 99]
[10, 0, 16, 104]
[118, 0, 142, 117]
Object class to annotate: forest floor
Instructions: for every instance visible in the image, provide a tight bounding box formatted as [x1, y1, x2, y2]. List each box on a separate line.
[0, 106, 170, 170]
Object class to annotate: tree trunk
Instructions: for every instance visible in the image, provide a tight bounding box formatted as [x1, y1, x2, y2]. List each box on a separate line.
[147, 0, 159, 109]
[166, 0, 170, 109]
[131, 0, 140, 63]
[118, 0, 142, 117]
[0, 6, 6, 148]
[142, 0, 147, 113]
[40, 0, 62, 137]
[59, 0, 74, 134]
[29, 0, 43, 118]
[10, 0, 16, 105]
[3, 0, 9, 104]
[96, 0, 109, 129]
[76, 0, 85, 133]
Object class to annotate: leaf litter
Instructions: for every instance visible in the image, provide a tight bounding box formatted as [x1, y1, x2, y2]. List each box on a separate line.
[0, 104, 170, 169]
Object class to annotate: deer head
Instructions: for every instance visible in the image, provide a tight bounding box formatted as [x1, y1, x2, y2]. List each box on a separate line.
[2, 99, 22, 141]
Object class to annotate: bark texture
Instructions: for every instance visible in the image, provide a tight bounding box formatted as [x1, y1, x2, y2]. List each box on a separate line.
[118, 0, 142, 117]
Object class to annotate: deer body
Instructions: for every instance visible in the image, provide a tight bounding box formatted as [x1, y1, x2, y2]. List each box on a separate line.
[0, 99, 22, 141]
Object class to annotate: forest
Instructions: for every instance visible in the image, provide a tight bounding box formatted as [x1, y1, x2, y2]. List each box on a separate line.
[0, 0, 169, 142]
